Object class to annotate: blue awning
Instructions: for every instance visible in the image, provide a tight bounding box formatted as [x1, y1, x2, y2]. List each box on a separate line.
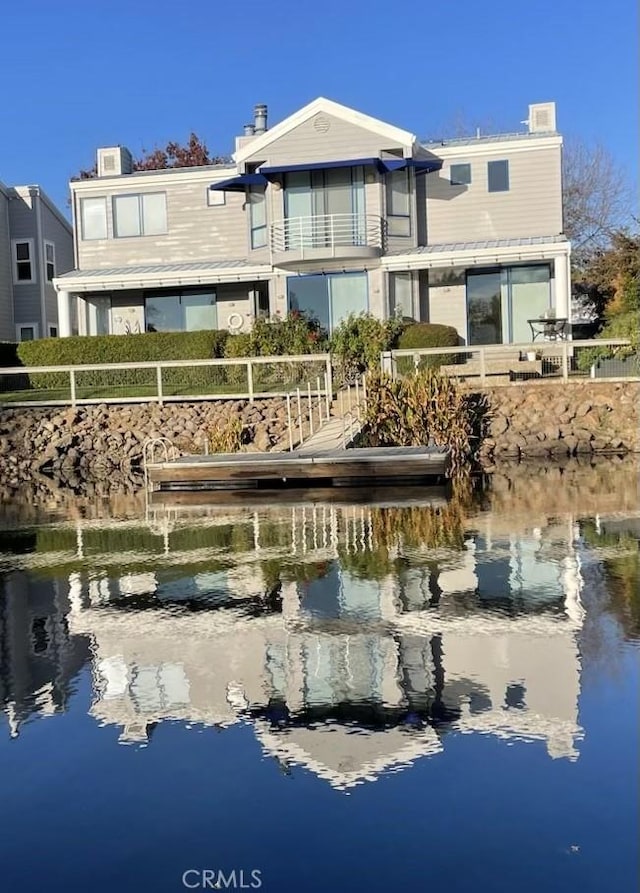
[260, 157, 442, 178]
[259, 158, 382, 176]
[209, 173, 268, 192]
[379, 158, 442, 174]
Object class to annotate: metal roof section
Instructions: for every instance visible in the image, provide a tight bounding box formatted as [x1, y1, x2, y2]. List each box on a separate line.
[385, 235, 568, 256]
[54, 260, 272, 292]
[382, 236, 570, 271]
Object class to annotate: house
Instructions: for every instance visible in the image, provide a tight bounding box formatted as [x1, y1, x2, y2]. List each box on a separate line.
[54, 98, 570, 346]
[0, 181, 73, 341]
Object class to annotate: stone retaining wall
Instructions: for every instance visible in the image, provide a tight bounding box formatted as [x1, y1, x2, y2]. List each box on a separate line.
[0, 398, 309, 493]
[479, 380, 640, 463]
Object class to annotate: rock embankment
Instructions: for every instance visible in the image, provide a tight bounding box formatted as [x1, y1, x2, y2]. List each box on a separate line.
[0, 397, 311, 492]
[480, 381, 639, 462]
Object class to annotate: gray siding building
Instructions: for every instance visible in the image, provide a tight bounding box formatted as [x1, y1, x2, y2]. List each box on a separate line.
[0, 181, 73, 341]
[55, 98, 570, 347]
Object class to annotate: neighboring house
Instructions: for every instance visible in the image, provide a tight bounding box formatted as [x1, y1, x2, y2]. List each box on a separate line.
[55, 97, 570, 346]
[0, 180, 73, 341]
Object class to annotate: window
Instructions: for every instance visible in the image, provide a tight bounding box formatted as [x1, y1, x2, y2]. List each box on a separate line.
[48, 325, 58, 338]
[16, 323, 38, 341]
[386, 169, 411, 236]
[488, 160, 509, 192]
[450, 163, 471, 186]
[389, 272, 414, 319]
[113, 193, 167, 237]
[207, 188, 225, 207]
[31, 617, 50, 654]
[249, 189, 267, 249]
[145, 290, 217, 332]
[80, 197, 108, 240]
[44, 241, 56, 280]
[12, 240, 35, 283]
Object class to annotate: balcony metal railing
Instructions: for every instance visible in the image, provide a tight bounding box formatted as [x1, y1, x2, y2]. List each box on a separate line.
[270, 213, 383, 256]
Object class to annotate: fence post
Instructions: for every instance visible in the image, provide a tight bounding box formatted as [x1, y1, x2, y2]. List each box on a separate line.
[156, 366, 163, 406]
[316, 376, 323, 424]
[323, 371, 331, 420]
[69, 369, 76, 408]
[296, 387, 303, 443]
[325, 354, 333, 402]
[561, 340, 569, 381]
[247, 360, 254, 403]
[307, 382, 314, 435]
[286, 394, 294, 451]
[479, 348, 486, 384]
[355, 377, 360, 420]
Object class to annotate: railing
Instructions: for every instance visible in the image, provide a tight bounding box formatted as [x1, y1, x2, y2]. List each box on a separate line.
[337, 373, 368, 448]
[270, 213, 383, 256]
[0, 353, 333, 408]
[284, 370, 333, 452]
[381, 339, 638, 384]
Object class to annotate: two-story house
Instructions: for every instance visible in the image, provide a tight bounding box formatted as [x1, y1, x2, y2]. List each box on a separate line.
[0, 181, 73, 341]
[55, 97, 570, 346]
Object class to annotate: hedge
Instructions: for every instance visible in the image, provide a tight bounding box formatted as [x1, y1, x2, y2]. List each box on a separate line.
[16, 330, 230, 393]
[396, 323, 459, 371]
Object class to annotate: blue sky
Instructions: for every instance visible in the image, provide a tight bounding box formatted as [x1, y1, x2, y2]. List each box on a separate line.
[1, 0, 637, 214]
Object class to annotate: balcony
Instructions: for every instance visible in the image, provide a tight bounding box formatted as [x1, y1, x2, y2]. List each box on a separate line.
[270, 214, 383, 265]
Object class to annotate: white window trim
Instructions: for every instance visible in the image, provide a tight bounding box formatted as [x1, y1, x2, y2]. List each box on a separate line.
[207, 188, 225, 207]
[16, 322, 40, 341]
[11, 238, 36, 285]
[44, 240, 56, 281]
[80, 196, 108, 241]
[112, 192, 168, 238]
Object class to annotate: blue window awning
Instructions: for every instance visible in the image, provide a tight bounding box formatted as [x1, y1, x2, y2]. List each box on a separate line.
[259, 158, 382, 177]
[379, 158, 442, 175]
[210, 173, 268, 192]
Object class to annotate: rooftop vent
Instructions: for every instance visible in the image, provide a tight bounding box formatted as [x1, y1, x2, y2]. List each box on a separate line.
[96, 146, 133, 177]
[526, 102, 556, 133]
[254, 104, 268, 134]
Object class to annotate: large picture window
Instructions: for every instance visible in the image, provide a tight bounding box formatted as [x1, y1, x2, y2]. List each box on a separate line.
[145, 290, 216, 332]
[249, 189, 267, 249]
[113, 193, 167, 237]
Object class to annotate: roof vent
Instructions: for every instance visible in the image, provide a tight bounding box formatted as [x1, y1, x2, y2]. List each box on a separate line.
[527, 102, 556, 133]
[96, 146, 133, 177]
[254, 104, 268, 134]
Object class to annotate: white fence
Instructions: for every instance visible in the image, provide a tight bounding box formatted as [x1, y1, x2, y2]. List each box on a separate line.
[0, 353, 333, 409]
[381, 339, 638, 384]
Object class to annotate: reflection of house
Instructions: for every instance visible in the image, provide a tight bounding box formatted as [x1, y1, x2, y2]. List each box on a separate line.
[61, 508, 585, 787]
[0, 572, 89, 737]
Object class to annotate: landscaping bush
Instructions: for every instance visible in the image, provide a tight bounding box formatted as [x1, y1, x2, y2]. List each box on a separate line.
[330, 313, 403, 382]
[224, 312, 327, 359]
[396, 322, 459, 371]
[16, 330, 230, 394]
[576, 308, 640, 373]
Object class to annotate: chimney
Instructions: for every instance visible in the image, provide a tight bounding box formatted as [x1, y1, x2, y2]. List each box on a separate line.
[244, 123, 256, 136]
[254, 104, 268, 134]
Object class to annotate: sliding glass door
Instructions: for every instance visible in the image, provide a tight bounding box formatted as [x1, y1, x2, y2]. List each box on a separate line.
[287, 272, 368, 333]
[467, 265, 550, 344]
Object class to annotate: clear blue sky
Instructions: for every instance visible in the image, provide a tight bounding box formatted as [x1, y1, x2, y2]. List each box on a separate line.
[1, 0, 637, 214]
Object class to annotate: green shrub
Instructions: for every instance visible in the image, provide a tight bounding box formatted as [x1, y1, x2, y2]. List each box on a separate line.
[576, 309, 640, 372]
[395, 322, 459, 372]
[224, 312, 328, 360]
[16, 330, 230, 393]
[330, 313, 403, 382]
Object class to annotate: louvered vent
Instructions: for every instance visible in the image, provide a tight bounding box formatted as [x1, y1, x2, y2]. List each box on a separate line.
[96, 146, 134, 177]
[528, 102, 556, 133]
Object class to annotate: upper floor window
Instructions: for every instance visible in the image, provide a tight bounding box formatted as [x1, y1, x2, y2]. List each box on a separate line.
[12, 240, 35, 284]
[249, 189, 267, 249]
[44, 242, 56, 280]
[488, 160, 510, 192]
[113, 193, 167, 238]
[80, 197, 108, 240]
[450, 163, 471, 186]
[386, 169, 411, 237]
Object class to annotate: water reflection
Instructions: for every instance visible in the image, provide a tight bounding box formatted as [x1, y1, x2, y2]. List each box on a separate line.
[1, 471, 638, 790]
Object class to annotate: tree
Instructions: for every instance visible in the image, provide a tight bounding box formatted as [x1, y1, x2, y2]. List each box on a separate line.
[562, 139, 633, 271]
[72, 133, 226, 180]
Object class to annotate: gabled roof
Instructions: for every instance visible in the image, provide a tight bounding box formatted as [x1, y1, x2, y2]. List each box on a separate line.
[234, 97, 416, 164]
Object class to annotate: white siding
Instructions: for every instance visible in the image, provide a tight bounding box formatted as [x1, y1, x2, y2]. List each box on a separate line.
[424, 145, 563, 244]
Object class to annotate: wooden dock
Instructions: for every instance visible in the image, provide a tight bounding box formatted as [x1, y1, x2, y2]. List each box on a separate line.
[146, 446, 449, 492]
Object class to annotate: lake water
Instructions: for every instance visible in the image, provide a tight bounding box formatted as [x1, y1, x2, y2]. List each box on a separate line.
[0, 460, 638, 893]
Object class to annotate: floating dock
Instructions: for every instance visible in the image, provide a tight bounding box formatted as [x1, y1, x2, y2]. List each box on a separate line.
[146, 446, 449, 492]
